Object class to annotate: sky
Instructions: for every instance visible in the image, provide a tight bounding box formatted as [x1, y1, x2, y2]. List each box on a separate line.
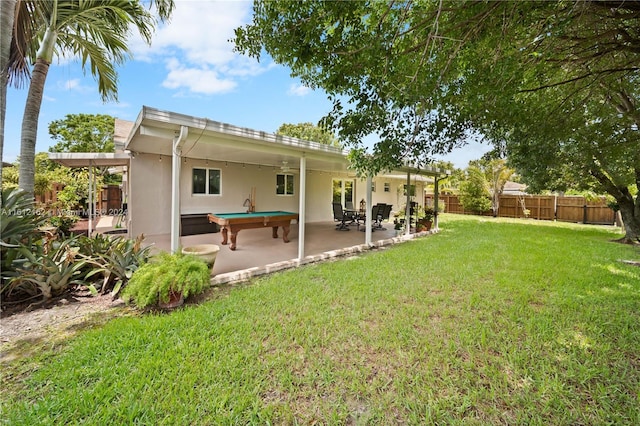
[4, 1, 491, 168]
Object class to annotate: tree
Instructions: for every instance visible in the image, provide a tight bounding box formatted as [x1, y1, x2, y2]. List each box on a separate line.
[459, 166, 491, 215]
[234, 1, 475, 176]
[48, 113, 115, 153]
[235, 1, 640, 242]
[275, 122, 341, 147]
[15, 0, 174, 196]
[469, 158, 515, 217]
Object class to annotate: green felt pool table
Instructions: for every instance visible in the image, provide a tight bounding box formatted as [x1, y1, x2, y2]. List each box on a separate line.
[207, 211, 299, 251]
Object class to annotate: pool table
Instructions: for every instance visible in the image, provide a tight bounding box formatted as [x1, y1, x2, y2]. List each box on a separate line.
[207, 211, 299, 251]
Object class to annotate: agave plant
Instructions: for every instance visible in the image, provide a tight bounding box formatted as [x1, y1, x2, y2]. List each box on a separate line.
[80, 234, 152, 297]
[8, 237, 86, 301]
[0, 188, 48, 295]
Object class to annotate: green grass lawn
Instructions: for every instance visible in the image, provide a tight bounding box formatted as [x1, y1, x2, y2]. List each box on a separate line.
[2, 215, 639, 424]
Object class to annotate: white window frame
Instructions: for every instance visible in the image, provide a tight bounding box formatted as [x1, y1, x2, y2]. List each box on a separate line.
[384, 182, 391, 193]
[192, 167, 221, 195]
[276, 173, 295, 196]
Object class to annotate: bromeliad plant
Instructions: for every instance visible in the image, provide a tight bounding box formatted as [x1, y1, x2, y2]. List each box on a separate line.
[79, 234, 152, 297]
[122, 251, 210, 309]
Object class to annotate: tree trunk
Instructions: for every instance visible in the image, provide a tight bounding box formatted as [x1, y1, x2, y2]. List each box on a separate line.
[19, 58, 50, 197]
[0, 0, 16, 186]
[616, 195, 640, 244]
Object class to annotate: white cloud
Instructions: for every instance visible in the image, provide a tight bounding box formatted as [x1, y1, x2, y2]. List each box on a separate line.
[287, 83, 311, 97]
[131, 1, 270, 95]
[163, 58, 237, 95]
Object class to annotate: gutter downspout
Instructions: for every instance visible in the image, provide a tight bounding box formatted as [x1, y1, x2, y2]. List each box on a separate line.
[171, 126, 188, 252]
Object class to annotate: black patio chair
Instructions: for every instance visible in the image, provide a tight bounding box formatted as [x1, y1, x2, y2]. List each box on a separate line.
[374, 204, 393, 230]
[332, 202, 350, 231]
[359, 204, 381, 232]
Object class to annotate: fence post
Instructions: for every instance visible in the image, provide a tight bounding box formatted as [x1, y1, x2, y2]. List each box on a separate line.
[583, 204, 588, 224]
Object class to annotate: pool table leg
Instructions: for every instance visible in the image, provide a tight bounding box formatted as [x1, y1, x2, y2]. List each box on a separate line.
[281, 225, 291, 243]
[271, 226, 279, 239]
[220, 227, 229, 246]
[229, 231, 237, 251]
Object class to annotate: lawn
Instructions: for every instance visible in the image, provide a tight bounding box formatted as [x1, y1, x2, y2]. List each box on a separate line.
[2, 215, 639, 424]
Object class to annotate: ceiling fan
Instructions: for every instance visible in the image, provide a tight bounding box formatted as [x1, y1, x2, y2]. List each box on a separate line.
[277, 160, 297, 173]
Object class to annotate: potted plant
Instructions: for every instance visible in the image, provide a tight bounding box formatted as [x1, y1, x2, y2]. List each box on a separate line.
[122, 251, 210, 309]
[417, 207, 434, 232]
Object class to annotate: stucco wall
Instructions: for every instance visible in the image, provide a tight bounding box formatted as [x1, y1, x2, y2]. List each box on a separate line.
[128, 153, 172, 237]
[128, 156, 429, 237]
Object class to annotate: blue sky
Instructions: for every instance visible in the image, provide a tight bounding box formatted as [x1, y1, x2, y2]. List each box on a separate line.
[4, 1, 490, 168]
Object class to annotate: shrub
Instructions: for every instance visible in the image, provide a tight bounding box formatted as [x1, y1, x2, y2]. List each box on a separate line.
[79, 234, 152, 297]
[122, 251, 210, 309]
[48, 215, 78, 237]
[1, 188, 48, 298]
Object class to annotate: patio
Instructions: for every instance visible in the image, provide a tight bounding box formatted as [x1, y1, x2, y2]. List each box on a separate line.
[144, 221, 424, 284]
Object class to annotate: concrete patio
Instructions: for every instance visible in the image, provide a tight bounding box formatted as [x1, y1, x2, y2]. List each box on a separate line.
[92, 215, 434, 285]
[146, 221, 431, 284]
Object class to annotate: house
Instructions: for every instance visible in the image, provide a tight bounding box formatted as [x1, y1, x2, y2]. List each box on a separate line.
[50, 106, 449, 266]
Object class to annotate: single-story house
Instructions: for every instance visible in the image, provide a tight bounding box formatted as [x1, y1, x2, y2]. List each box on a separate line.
[50, 106, 449, 267]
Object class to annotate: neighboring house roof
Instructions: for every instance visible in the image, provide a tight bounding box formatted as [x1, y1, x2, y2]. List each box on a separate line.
[503, 181, 528, 195]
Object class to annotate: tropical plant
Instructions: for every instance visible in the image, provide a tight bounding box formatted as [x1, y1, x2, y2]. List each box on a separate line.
[459, 166, 492, 215]
[48, 214, 78, 237]
[122, 251, 210, 309]
[0, 188, 48, 292]
[80, 234, 152, 297]
[8, 236, 86, 301]
[13, 0, 174, 195]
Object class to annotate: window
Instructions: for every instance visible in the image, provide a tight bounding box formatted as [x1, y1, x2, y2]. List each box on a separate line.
[384, 182, 390, 193]
[332, 179, 355, 205]
[403, 184, 416, 196]
[277, 174, 294, 195]
[192, 168, 221, 195]
[371, 181, 376, 192]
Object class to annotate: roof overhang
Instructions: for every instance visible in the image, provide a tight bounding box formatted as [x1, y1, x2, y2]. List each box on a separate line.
[48, 152, 130, 168]
[121, 106, 451, 178]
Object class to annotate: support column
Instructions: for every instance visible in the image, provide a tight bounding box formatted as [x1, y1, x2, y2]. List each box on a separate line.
[171, 126, 188, 253]
[434, 176, 441, 231]
[297, 156, 306, 260]
[405, 171, 411, 236]
[365, 175, 373, 245]
[88, 161, 93, 236]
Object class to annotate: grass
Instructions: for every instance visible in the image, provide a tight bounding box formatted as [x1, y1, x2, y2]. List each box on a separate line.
[1, 214, 639, 424]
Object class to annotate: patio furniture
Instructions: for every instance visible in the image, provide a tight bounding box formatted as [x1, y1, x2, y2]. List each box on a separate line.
[374, 204, 393, 230]
[332, 202, 351, 231]
[359, 204, 381, 232]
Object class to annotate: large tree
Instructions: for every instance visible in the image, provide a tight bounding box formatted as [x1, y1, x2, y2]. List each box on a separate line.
[48, 113, 115, 153]
[276, 122, 341, 147]
[13, 0, 174, 197]
[235, 1, 639, 242]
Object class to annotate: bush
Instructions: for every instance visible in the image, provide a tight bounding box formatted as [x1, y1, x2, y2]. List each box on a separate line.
[79, 234, 152, 297]
[122, 251, 210, 309]
[48, 215, 78, 237]
[1, 188, 48, 298]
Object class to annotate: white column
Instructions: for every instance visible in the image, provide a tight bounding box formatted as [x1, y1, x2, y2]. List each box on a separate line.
[365, 175, 372, 245]
[171, 126, 188, 252]
[405, 171, 411, 236]
[297, 156, 306, 260]
[88, 161, 93, 236]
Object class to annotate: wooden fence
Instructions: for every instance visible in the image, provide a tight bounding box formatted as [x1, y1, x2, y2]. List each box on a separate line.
[425, 194, 615, 225]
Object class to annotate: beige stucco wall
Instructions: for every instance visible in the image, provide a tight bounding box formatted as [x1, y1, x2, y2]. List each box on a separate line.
[128, 155, 430, 238]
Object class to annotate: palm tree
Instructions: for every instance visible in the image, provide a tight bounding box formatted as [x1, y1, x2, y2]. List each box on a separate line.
[15, 0, 174, 196]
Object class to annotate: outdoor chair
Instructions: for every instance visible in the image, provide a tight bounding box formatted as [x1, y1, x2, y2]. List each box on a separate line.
[359, 204, 381, 232]
[374, 204, 393, 230]
[332, 202, 351, 231]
